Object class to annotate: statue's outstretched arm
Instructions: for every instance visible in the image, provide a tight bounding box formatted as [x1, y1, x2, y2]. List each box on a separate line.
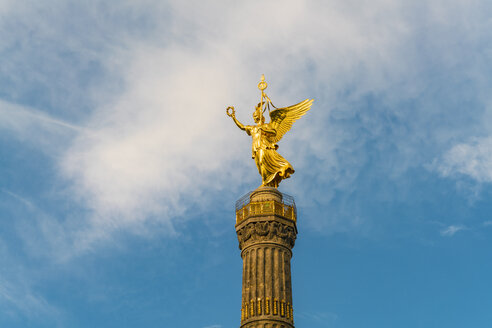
[227, 106, 248, 132]
[232, 115, 246, 131]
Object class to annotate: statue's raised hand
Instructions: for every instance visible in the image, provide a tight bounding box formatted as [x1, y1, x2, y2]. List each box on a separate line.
[226, 106, 236, 118]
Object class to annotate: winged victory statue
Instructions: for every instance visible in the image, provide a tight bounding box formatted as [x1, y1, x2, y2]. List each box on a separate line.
[226, 75, 313, 188]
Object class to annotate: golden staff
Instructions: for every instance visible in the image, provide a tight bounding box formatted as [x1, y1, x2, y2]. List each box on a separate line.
[258, 74, 268, 112]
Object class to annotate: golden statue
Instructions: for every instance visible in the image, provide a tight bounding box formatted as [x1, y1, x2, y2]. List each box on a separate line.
[227, 75, 313, 188]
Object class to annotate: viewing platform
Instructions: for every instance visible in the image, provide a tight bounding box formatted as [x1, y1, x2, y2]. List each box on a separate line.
[235, 189, 297, 224]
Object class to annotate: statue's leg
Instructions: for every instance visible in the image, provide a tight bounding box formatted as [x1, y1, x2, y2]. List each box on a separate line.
[258, 149, 268, 186]
[254, 153, 261, 175]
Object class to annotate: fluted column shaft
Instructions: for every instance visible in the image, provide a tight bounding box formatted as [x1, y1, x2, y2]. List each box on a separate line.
[236, 187, 297, 328]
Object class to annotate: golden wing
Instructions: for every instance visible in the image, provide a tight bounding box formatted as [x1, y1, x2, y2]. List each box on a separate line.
[269, 99, 313, 143]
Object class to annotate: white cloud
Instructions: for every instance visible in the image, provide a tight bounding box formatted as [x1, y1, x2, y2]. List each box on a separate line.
[1, 0, 491, 250]
[58, 0, 426, 244]
[440, 225, 466, 237]
[436, 137, 492, 183]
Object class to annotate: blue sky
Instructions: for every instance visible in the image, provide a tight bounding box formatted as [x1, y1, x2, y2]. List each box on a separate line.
[1, 1, 492, 327]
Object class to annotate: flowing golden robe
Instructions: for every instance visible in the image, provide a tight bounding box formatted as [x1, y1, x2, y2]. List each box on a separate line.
[245, 124, 294, 187]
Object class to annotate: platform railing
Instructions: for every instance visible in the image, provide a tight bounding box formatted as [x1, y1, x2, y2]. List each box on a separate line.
[235, 191, 296, 224]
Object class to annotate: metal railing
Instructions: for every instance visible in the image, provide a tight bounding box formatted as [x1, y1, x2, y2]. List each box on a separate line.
[235, 191, 296, 224]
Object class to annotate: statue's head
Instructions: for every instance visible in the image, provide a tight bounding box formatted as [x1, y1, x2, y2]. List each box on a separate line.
[253, 103, 265, 124]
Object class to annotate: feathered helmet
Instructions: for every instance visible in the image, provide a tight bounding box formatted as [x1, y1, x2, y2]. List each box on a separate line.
[253, 102, 264, 121]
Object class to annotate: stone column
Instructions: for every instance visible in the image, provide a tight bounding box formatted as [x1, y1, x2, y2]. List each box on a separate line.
[236, 187, 297, 328]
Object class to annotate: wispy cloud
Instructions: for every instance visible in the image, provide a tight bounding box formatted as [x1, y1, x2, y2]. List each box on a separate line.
[2, 189, 34, 208]
[0, 100, 85, 155]
[440, 225, 467, 237]
[436, 137, 492, 183]
[1, 0, 491, 251]
[1, 1, 491, 326]
[0, 276, 60, 322]
[0, 238, 62, 325]
[57, 0, 457, 242]
[0, 101, 84, 132]
[0, 189, 75, 261]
